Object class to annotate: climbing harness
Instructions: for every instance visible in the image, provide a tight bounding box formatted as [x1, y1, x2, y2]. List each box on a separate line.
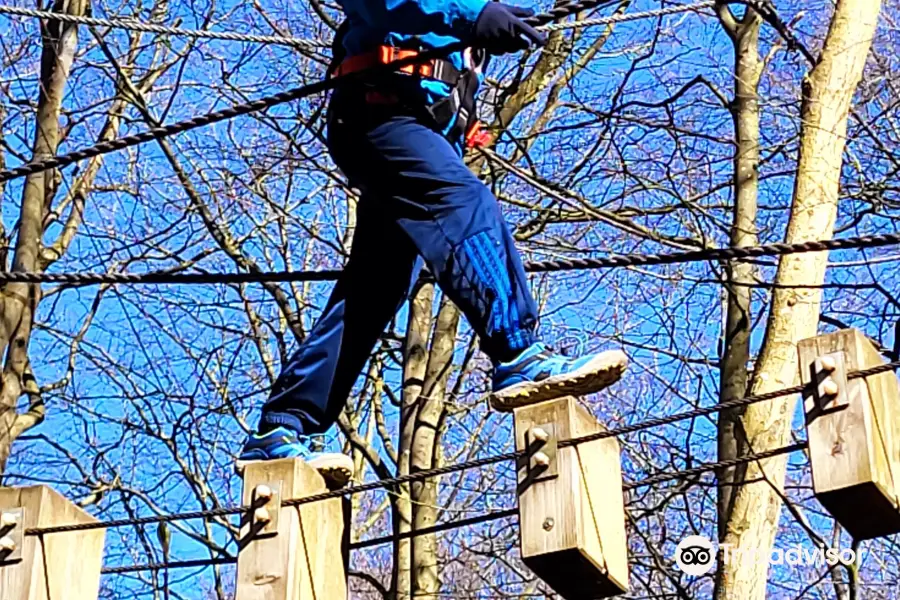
[329, 39, 490, 149]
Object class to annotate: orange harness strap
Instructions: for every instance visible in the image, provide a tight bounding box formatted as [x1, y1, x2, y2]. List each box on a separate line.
[332, 46, 435, 78]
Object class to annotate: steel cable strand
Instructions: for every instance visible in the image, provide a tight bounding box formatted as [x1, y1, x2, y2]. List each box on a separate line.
[0, 5, 326, 48]
[0, 0, 712, 47]
[540, 0, 716, 32]
[100, 556, 237, 575]
[0, 0, 711, 183]
[2, 231, 900, 286]
[622, 441, 807, 490]
[25, 503, 251, 536]
[528, 0, 622, 26]
[25, 361, 893, 536]
[0, 267, 345, 285]
[338, 441, 809, 550]
[95, 440, 807, 572]
[525, 233, 900, 272]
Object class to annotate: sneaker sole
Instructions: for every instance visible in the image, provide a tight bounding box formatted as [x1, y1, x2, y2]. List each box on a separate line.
[488, 349, 628, 412]
[235, 454, 355, 490]
[307, 454, 355, 490]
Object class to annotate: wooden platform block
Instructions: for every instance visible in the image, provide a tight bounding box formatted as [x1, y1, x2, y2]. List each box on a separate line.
[799, 328, 900, 540]
[0, 485, 105, 600]
[514, 396, 628, 599]
[236, 458, 347, 600]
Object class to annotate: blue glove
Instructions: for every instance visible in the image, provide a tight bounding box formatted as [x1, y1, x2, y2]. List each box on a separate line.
[473, 3, 547, 55]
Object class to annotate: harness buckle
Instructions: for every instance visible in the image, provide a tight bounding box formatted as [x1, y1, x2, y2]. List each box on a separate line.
[465, 121, 492, 149]
[430, 59, 455, 82]
[381, 47, 431, 76]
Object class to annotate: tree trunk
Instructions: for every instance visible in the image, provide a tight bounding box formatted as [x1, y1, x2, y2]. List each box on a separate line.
[394, 285, 460, 599]
[715, 6, 763, 543]
[715, 1, 882, 598]
[394, 282, 434, 599]
[410, 295, 459, 597]
[0, 0, 88, 471]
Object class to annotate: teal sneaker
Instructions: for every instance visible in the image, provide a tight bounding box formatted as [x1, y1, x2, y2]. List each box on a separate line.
[489, 342, 628, 411]
[236, 427, 354, 489]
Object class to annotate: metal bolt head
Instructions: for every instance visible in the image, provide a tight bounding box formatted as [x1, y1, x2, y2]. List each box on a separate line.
[0, 536, 15, 553]
[820, 356, 837, 372]
[543, 518, 554, 531]
[254, 484, 273, 502]
[822, 380, 839, 396]
[533, 452, 550, 468]
[0, 512, 19, 529]
[530, 427, 549, 444]
[253, 507, 271, 524]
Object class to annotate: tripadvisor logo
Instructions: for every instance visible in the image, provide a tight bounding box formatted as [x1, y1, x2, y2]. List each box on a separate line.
[673, 535, 865, 575]
[674, 535, 716, 575]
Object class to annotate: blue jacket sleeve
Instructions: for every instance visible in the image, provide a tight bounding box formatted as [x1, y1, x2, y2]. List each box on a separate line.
[350, 0, 489, 39]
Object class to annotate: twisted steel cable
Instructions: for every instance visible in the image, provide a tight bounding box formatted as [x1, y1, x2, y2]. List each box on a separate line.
[95, 440, 807, 574]
[622, 441, 807, 490]
[100, 556, 237, 575]
[26, 354, 880, 536]
[524, 233, 900, 272]
[0, 0, 711, 47]
[1, 231, 898, 286]
[0, 0, 713, 183]
[540, 0, 715, 32]
[26, 504, 250, 536]
[0, 4, 326, 48]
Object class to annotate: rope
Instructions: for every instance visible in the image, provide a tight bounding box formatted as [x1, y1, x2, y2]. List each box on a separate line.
[3, 231, 899, 286]
[0, 5, 326, 49]
[0, 267, 344, 286]
[524, 233, 900, 272]
[0, 1, 714, 43]
[0, 0, 711, 184]
[26, 358, 884, 537]
[540, 0, 715, 32]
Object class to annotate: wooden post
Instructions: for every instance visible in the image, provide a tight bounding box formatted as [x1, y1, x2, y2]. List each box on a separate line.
[236, 458, 347, 600]
[0, 485, 105, 600]
[799, 328, 900, 539]
[514, 396, 628, 599]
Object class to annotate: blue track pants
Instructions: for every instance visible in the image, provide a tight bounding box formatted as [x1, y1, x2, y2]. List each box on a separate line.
[260, 103, 539, 435]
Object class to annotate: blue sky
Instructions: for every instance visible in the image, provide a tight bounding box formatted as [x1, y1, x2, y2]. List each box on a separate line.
[3, 0, 900, 597]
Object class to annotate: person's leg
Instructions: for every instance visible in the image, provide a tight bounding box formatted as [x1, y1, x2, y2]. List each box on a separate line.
[241, 179, 421, 487]
[327, 112, 627, 410]
[258, 196, 421, 437]
[328, 113, 539, 362]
